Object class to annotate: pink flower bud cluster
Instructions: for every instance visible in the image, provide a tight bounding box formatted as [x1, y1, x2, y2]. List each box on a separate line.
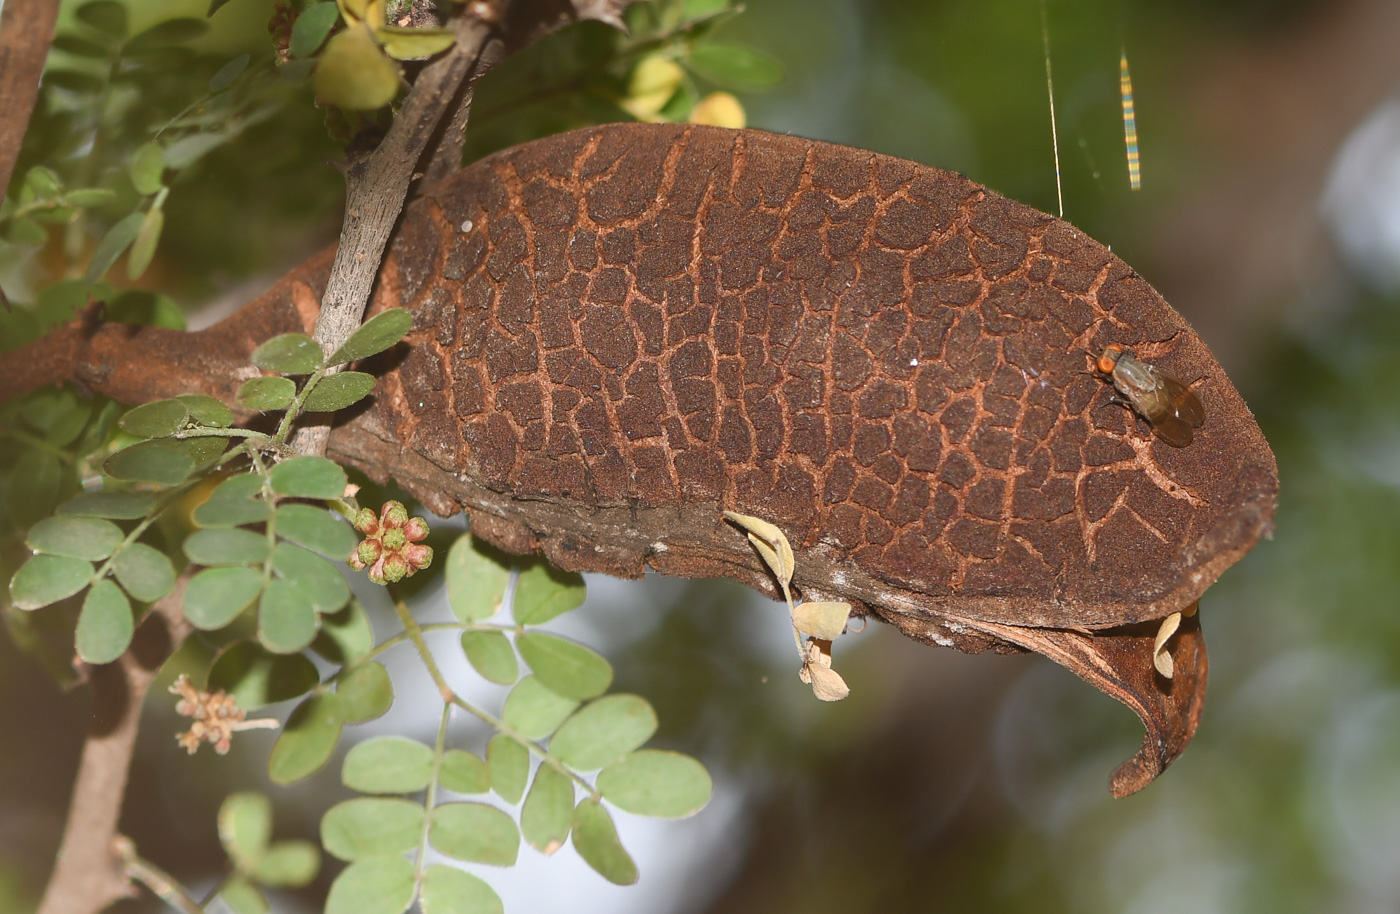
[170, 675, 246, 755]
[348, 501, 433, 584]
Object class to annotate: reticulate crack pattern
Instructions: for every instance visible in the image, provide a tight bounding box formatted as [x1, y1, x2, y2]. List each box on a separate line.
[379, 123, 1251, 627]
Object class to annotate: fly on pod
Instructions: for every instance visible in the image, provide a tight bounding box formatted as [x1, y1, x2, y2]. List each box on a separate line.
[1095, 344, 1205, 447]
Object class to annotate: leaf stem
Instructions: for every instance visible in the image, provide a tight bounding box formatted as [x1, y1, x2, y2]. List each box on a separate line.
[387, 587, 599, 799]
[414, 702, 452, 882]
[114, 836, 205, 914]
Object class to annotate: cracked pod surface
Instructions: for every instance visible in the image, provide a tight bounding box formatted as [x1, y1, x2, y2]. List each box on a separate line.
[8, 123, 1277, 794]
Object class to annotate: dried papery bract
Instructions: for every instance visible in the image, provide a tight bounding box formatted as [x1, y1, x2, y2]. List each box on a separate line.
[725, 512, 854, 702]
[1153, 601, 1198, 679]
[798, 640, 850, 703]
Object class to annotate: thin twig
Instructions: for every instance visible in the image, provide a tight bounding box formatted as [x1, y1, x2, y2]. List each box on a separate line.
[36, 576, 194, 914]
[296, 7, 504, 457]
[388, 588, 600, 798]
[0, 0, 60, 197]
[114, 836, 206, 914]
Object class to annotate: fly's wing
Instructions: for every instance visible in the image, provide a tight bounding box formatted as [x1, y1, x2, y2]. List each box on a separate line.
[1148, 366, 1206, 426]
[1150, 414, 1196, 447]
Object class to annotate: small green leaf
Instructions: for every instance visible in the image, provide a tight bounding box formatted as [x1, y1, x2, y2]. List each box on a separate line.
[52, 34, 111, 57]
[512, 563, 585, 625]
[683, 0, 729, 17]
[276, 504, 356, 559]
[184, 566, 263, 630]
[550, 695, 658, 772]
[7, 450, 63, 527]
[63, 187, 117, 207]
[85, 212, 144, 283]
[515, 632, 613, 701]
[185, 528, 270, 566]
[128, 142, 166, 195]
[118, 398, 189, 438]
[219, 791, 272, 870]
[126, 208, 164, 279]
[429, 803, 519, 866]
[209, 641, 320, 710]
[438, 750, 490, 795]
[23, 166, 61, 198]
[33, 205, 77, 225]
[162, 132, 226, 169]
[75, 1, 127, 38]
[342, 736, 433, 794]
[125, 17, 210, 52]
[251, 333, 323, 374]
[687, 43, 784, 91]
[597, 750, 713, 818]
[194, 496, 271, 528]
[249, 840, 319, 888]
[290, 2, 340, 58]
[325, 855, 415, 914]
[269, 693, 343, 784]
[236, 376, 296, 412]
[272, 542, 350, 614]
[104, 439, 195, 484]
[502, 675, 578, 740]
[208, 53, 249, 92]
[315, 25, 402, 110]
[374, 25, 455, 60]
[302, 371, 376, 412]
[177, 394, 234, 427]
[326, 309, 413, 365]
[461, 630, 518, 684]
[168, 436, 228, 472]
[26, 516, 124, 561]
[8, 554, 93, 610]
[486, 735, 528, 804]
[321, 798, 423, 861]
[521, 764, 573, 854]
[6, 216, 46, 245]
[218, 876, 268, 914]
[313, 599, 374, 664]
[445, 535, 510, 623]
[259, 579, 320, 653]
[571, 799, 637, 885]
[57, 491, 154, 519]
[76, 579, 133, 663]
[269, 456, 346, 499]
[420, 865, 503, 914]
[112, 543, 175, 602]
[211, 473, 264, 499]
[38, 391, 91, 446]
[336, 661, 393, 723]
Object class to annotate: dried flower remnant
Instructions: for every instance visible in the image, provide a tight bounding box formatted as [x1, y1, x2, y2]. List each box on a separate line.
[726, 511, 855, 702]
[169, 675, 278, 755]
[798, 640, 850, 702]
[1153, 601, 1199, 679]
[349, 500, 433, 583]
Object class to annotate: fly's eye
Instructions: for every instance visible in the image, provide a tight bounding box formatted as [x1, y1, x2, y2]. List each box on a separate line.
[1097, 356, 1118, 374]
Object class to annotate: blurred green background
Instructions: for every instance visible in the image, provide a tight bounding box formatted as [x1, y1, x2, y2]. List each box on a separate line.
[5, 0, 1400, 911]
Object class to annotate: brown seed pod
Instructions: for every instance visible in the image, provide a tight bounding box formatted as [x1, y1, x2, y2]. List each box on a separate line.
[6, 123, 1277, 796]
